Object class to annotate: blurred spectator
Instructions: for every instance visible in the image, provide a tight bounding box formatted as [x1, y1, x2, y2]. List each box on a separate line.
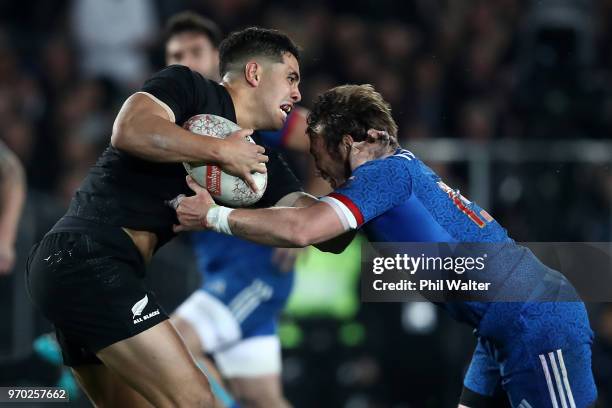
[0, 141, 25, 274]
[2, 119, 34, 165]
[459, 100, 496, 141]
[71, 0, 157, 88]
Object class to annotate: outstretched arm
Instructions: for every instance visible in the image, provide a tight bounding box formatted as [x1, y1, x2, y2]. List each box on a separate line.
[229, 201, 346, 248]
[172, 177, 348, 248]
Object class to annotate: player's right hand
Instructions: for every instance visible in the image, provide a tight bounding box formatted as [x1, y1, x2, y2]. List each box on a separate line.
[220, 129, 268, 192]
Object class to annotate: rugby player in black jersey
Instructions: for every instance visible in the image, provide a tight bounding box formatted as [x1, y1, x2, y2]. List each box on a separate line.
[164, 13, 301, 408]
[26, 27, 307, 407]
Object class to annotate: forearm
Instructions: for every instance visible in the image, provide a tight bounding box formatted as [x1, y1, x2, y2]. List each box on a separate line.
[174, 185, 347, 248]
[111, 93, 225, 163]
[222, 200, 346, 249]
[228, 207, 309, 247]
[114, 114, 225, 163]
[0, 155, 25, 244]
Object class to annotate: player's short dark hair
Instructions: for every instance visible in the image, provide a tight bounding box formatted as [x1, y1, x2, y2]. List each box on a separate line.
[307, 84, 399, 155]
[164, 11, 222, 48]
[218, 27, 300, 77]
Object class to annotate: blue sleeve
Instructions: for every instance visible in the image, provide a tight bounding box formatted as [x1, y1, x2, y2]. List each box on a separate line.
[257, 130, 283, 148]
[324, 157, 412, 227]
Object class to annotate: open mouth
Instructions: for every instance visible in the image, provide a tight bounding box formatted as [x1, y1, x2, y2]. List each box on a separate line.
[279, 103, 293, 118]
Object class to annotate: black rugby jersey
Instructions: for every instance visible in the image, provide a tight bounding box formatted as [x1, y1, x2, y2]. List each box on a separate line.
[60, 65, 302, 249]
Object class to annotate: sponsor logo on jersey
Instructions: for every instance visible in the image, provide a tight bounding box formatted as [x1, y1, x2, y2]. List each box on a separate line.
[207, 165, 222, 195]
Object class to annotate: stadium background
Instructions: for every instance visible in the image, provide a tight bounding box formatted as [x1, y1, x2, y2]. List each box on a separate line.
[1, 0, 612, 406]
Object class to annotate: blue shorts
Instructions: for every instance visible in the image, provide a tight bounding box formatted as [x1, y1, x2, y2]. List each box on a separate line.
[189, 233, 294, 340]
[176, 264, 293, 347]
[201, 271, 292, 339]
[174, 268, 293, 377]
[464, 302, 597, 408]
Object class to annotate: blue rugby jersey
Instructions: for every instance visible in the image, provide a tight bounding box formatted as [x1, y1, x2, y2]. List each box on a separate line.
[321, 148, 575, 326]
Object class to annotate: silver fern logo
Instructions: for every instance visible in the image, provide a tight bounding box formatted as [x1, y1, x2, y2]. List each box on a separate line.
[132, 295, 148, 319]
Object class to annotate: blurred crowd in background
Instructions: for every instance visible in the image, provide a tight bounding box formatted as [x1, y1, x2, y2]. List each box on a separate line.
[1, 0, 612, 407]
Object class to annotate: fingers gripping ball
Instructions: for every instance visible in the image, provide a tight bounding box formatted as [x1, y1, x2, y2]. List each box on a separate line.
[183, 114, 267, 207]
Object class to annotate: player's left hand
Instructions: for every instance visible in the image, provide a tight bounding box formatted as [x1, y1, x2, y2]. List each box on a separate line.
[170, 176, 215, 233]
[349, 129, 395, 171]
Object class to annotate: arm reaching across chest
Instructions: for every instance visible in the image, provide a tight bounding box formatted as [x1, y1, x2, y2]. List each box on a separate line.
[172, 178, 350, 249]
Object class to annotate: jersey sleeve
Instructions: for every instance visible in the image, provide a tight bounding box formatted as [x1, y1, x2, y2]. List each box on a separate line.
[320, 157, 412, 229]
[256, 130, 283, 148]
[139, 65, 205, 124]
[254, 148, 303, 208]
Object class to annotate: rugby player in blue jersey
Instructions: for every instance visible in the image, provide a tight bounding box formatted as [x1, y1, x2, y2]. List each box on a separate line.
[173, 84, 598, 408]
[164, 12, 310, 408]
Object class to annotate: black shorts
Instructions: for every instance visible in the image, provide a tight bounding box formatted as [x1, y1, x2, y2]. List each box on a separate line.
[26, 217, 168, 366]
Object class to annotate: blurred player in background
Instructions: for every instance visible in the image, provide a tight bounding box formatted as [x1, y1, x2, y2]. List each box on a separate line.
[0, 140, 25, 275]
[174, 85, 597, 408]
[164, 12, 309, 407]
[26, 26, 306, 407]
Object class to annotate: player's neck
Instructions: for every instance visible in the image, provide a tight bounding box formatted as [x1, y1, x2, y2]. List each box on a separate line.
[367, 148, 396, 164]
[222, 81, 258, 130]
[383, 146, 398, 157]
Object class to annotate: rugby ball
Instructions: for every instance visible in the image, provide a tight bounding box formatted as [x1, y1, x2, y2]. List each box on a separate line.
[183, 114, 267, 207]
